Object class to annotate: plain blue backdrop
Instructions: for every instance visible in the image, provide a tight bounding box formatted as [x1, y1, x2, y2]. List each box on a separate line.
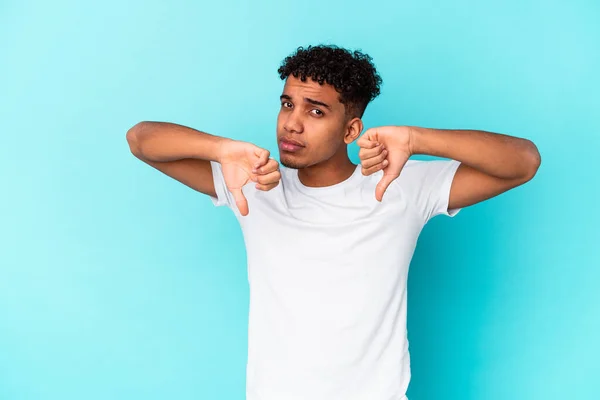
[1, 1, 598, 399]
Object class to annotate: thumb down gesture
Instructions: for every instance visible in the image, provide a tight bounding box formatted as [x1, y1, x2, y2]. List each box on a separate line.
[218, 139, 281, 216]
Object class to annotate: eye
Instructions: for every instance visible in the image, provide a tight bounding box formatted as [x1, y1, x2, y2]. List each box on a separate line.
[280, 102, 324, 117]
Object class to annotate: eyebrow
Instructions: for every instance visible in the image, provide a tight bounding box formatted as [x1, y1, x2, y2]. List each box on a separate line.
[279, 94, 332, 110]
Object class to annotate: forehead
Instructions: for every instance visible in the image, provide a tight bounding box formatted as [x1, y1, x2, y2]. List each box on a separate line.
[282, 75, 341, 106]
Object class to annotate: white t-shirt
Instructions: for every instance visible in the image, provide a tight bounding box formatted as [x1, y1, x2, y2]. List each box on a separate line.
[209, 158, 462, 400]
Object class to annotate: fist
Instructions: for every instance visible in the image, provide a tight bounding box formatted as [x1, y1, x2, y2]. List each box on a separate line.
[218, 139, 281, 216]
[357, 126, 413, 202]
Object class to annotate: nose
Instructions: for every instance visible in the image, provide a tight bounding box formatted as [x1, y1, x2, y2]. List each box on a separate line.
[283, 110, 303, 133]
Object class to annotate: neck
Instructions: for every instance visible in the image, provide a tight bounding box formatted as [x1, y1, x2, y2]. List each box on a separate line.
[297, 154, 357, 188]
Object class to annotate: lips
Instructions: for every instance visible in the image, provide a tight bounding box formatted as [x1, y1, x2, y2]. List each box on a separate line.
[280, 138, 305, 147]
[279, 138, 304, 153]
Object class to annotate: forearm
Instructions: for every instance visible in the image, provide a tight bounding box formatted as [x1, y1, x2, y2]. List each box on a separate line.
[126, 121, 232, 162]
[409, 126, 541, 180]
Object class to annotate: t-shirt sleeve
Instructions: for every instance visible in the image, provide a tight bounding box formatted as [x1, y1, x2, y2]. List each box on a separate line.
[208, 160, 242, 215]
[399, 158, 462, 223]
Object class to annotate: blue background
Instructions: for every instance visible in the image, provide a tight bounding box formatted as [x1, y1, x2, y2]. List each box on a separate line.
[1, 1, 598, 399]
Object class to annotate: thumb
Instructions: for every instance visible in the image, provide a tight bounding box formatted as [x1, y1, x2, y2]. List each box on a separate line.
[375, 174, 396, 202]
[230, 187, 249, 216]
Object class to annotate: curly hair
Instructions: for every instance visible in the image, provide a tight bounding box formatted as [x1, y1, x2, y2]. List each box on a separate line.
[277, 44, 383, 119]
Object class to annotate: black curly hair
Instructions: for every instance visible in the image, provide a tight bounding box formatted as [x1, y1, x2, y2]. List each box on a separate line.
[277, 44, 382, 119]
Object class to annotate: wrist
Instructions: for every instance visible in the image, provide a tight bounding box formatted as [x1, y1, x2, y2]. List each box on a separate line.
[215, 137, 235, 163]
[407, 126, 422, 155]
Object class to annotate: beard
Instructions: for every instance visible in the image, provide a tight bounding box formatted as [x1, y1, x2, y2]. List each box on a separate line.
[278, 154, 307, 170]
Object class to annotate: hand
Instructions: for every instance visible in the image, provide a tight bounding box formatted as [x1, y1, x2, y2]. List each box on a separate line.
[357, 126, 414, 202]
[217, 139, 281, 216]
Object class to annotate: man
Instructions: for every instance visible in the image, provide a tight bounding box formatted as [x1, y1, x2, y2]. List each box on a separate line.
[126, 44, 541, 400]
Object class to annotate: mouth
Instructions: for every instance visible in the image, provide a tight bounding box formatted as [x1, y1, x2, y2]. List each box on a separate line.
[279, 138, 305, 153]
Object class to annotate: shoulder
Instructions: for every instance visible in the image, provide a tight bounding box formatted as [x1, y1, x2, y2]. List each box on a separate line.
[365, 158, 458, 203]
[396, 158, 460, 184]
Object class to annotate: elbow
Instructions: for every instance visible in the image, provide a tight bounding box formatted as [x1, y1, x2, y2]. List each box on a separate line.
[126, 122, 149, 158]
[522, 140, 541, 181]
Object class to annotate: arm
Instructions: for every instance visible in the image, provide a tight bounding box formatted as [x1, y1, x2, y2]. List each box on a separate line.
[409, 126, 541, 210]
[125, 121, 232, 197]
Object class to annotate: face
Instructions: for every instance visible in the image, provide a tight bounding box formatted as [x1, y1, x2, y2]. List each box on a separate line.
[276, 75, 362, 170]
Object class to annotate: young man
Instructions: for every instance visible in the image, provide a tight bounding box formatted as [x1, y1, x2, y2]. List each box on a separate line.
[126, 44, 541, 400]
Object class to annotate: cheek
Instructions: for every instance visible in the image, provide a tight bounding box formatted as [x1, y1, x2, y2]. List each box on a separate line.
[324, 123, 346, 145]
[314, 131, 344, 156]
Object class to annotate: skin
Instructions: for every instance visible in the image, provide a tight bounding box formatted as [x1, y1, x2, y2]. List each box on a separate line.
[357, 125, 541, 206]
[276, 74, 365, 188]
[248, 74, 541, 213]
[127, 74, 540, 218]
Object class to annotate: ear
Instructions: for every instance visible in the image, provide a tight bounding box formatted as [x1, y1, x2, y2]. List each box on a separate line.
[344, 117, 363, 144]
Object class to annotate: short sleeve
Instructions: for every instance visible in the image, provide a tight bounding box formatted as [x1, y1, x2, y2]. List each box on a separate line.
[208, 160, 244, 216]
[398, 159, 462, 223]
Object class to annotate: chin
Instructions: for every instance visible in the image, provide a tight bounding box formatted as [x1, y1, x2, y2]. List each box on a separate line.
[279, 156, 306, 170]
